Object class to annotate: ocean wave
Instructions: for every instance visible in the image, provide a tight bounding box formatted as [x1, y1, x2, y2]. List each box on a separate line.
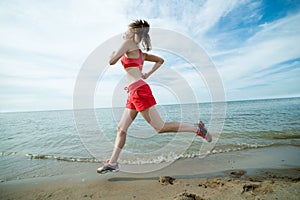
[1, 152, 17, 156]
[2, 142, 299, 165]
[221, 130, 300, 140]
[267, 133, 300, 140]
[250, 131, 300, 140]
[24, 153, 101, 163]
[211, 142, 300, 154]
[209, 143, 274, 154]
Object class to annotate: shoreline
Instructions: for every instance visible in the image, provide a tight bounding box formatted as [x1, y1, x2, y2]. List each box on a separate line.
[1, 145, 300, 199]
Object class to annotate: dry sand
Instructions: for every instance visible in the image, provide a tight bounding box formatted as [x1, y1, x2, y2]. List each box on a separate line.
[1, 146, 300, 200]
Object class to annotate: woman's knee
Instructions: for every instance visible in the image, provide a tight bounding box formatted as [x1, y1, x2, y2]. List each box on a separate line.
[140, 107, 165, 133]
[154, 122, 176, 134]
[147, 119, 165, 133]
[117, 126, 127, 136]
[152, 123, 165, 134]
[156, 128, 165, 134]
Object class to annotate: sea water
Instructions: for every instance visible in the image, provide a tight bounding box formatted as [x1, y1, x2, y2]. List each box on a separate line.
[1, 97, 299, 180]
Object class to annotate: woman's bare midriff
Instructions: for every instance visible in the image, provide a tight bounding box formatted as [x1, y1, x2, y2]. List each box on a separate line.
[125, 67, 143, 85]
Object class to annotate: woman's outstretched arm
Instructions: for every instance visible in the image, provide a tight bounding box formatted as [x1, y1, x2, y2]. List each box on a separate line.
[109, 40, 131, 65]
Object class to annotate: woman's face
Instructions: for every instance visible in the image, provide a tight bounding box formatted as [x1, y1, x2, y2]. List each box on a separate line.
[123, 29, 134, 40]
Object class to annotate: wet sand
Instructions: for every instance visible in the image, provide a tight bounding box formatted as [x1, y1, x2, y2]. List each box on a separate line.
[1, 145, 300, 200]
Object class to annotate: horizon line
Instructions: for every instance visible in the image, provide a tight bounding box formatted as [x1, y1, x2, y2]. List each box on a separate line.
[1, 96, 299, 114]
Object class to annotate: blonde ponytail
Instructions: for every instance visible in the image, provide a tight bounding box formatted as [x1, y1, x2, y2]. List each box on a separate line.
[128, 19, 152, 51]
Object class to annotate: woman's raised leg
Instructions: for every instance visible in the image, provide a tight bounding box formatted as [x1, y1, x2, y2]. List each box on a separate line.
[140, 106, 212, 142]
[140, 106, 197, 133]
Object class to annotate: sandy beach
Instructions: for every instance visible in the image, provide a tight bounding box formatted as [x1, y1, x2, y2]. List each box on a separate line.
[1, 145, 300, 200]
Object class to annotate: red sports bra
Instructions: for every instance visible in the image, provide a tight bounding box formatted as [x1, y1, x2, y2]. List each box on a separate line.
[121, 49, 143, 71]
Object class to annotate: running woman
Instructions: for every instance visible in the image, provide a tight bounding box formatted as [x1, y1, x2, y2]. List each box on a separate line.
[97, 20, 212, 174]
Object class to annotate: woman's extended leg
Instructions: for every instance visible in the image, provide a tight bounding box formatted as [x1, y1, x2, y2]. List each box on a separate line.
[109, 108, 138, 163]
[140, 106, 212, 142]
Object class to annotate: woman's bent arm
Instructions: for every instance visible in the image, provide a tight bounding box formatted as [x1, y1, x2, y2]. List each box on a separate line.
[143, 53, 164, 79]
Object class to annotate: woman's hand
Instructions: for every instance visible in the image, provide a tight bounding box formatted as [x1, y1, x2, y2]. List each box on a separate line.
[142, 72, 149, 79]
[110, 51, 116, 59]
[109, 51, 118, 65]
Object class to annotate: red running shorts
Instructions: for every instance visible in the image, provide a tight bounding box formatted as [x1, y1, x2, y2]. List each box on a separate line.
[126, 80, 157, 112]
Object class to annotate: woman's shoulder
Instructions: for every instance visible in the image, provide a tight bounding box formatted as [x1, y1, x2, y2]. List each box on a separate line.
[122, 40, 140, 52]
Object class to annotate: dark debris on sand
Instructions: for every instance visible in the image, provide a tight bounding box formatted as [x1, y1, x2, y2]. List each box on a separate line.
[174, 191, 205, 200]
[158, 176, 176, 185]
[227, 169, 247, 178]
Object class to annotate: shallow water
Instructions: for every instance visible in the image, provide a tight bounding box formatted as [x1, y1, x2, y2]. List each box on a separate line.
[0, 97, 299, 180]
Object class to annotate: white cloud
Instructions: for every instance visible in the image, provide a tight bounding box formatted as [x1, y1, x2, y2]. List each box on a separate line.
[0, 0, 129, 58]
[1, 0, 299, 112]
[216, 12, 300, 95]
[192, 0, 241, 34]
[0, 0, 131, 112]
[125, 0, 243, 37]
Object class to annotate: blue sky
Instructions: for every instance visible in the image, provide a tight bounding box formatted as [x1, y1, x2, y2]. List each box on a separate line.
[1, 0, 300, 112]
